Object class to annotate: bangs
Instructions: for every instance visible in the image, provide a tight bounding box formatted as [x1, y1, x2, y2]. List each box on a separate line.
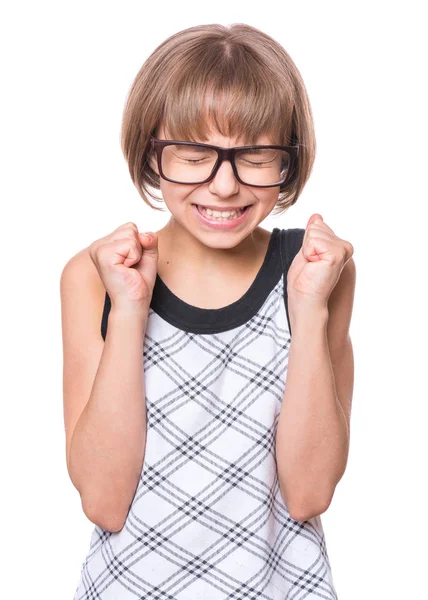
[160, 48, 295, 146]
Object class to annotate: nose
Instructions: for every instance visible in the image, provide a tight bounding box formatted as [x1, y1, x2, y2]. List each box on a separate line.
[208, 157, 240, 197]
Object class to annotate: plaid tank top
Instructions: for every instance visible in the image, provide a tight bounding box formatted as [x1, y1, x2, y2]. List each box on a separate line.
[73, 227, 338, 599]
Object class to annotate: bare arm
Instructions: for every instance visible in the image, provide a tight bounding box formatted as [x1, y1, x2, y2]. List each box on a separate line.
[276, 257, 355, 522]
[61, 250, 149, 532]
[276, 307, 350, 522]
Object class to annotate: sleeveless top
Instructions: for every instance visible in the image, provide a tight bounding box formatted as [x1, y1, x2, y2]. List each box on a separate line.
[73, 227, 338, 600]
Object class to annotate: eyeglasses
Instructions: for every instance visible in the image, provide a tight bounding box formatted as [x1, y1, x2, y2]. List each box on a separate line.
[149, 135, 299, 188]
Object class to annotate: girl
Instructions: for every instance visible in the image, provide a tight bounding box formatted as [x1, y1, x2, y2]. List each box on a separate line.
[62, 23, 355, 600]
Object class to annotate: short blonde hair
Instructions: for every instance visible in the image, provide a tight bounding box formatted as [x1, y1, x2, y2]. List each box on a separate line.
[120, 23, 316, 216]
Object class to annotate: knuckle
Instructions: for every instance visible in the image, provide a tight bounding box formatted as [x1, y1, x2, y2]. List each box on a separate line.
[115, 221, 138, 233]
[125, 221, 138, 230]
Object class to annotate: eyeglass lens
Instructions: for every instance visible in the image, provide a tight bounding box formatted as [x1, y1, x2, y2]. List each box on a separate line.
[161, 144, 291, 185]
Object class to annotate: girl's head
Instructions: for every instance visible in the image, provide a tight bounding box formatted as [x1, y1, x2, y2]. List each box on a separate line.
[120, 23, 315, 240]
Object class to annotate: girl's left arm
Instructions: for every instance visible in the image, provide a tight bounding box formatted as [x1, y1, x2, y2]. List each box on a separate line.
[276, 215, 356, 522]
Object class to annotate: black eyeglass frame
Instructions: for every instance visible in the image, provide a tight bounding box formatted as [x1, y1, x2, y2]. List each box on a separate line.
[149, 135, 299, 188]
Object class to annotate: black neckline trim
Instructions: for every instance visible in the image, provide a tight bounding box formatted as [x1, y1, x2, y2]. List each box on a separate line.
[149, 227, 282, 334]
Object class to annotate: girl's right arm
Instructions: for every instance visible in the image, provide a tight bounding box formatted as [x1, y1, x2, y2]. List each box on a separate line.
[61, 223, 158, 533]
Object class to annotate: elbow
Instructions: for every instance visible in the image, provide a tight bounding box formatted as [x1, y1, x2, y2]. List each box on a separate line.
[288, 492, 333, 522]
[280, 481, 333, 522]
[288, 499, 330, 522]
[82, 497, 127, 533]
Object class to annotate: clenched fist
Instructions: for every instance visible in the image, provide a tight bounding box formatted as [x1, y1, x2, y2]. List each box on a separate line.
[89, 222, 159, 312]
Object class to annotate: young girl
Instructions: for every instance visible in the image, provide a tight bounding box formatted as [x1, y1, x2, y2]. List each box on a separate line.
[62, 23, 355, 600]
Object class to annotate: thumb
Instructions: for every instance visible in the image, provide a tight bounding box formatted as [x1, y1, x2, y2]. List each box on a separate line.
[138, 232, 159, 258]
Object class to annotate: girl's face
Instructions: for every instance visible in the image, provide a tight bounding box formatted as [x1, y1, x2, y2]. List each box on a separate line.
[150, 123, 282, 245]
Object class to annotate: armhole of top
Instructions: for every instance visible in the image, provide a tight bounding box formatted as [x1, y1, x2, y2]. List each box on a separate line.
[280, 228, 305, 337]
[101, 291, 111, 341]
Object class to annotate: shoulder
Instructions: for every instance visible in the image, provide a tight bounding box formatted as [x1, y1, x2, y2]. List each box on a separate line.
[60, 246, 107, 332]
[61, 246, 104, 288]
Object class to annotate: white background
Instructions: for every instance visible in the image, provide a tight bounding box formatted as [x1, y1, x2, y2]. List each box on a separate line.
[1, 1, 427, 598]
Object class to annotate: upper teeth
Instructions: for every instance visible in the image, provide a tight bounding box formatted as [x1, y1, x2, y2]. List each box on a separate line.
[199, 206, 245, 218]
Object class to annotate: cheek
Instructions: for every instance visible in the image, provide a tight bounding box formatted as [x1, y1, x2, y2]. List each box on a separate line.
[160, 181, 199, 208]
[257, 190, 280, 211]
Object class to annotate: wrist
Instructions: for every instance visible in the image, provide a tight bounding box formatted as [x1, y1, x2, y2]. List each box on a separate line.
[288, 301, 329, 334]
[109, 302, 150, 324]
